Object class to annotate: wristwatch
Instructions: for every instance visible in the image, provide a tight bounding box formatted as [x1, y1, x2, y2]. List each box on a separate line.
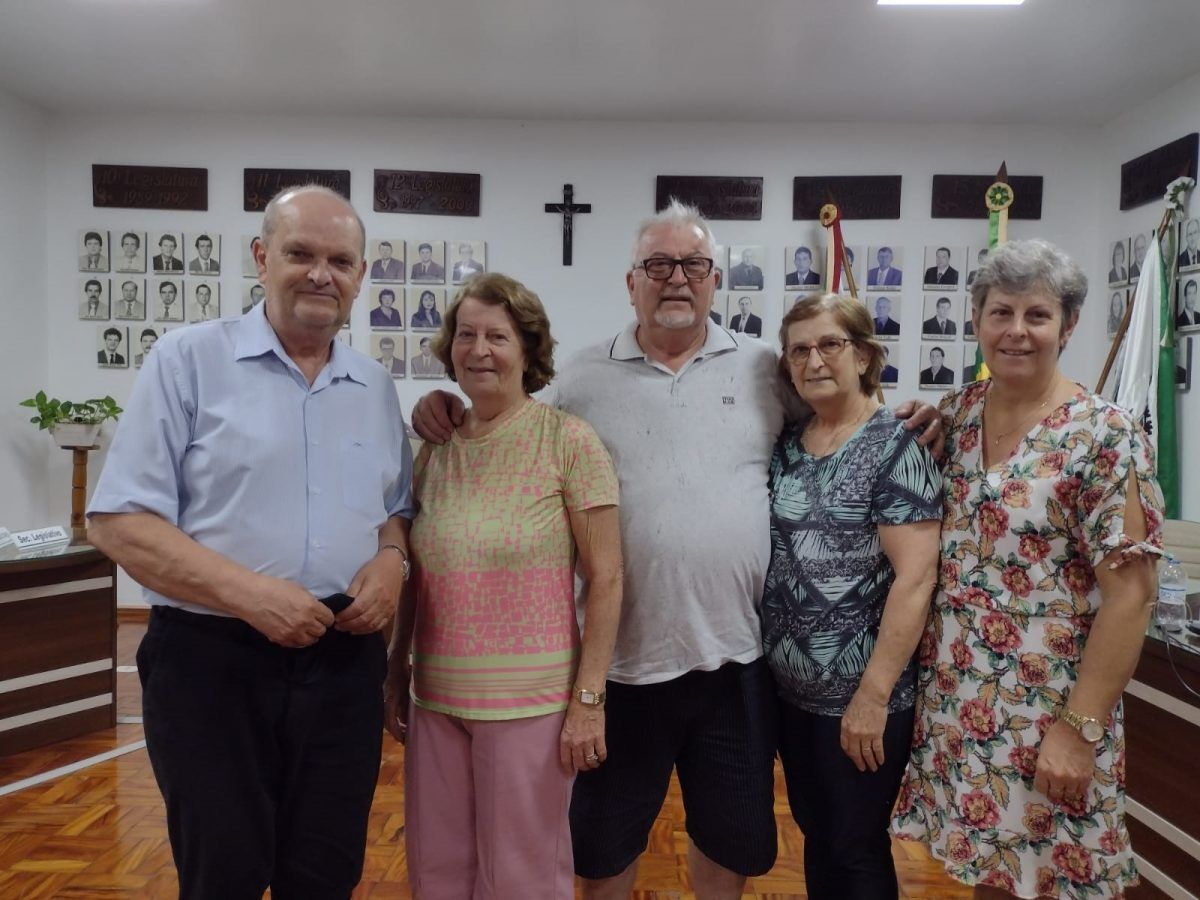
[380, 544, 411, 581]
[574, 686, 606, 707]
[1057, 706, 1104, 744]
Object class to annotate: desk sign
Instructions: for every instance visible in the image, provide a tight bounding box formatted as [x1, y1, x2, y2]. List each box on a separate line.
[12, 526, 70, 550]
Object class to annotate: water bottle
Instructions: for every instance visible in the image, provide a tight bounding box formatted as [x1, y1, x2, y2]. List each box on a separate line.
[1157, 555, 1188, 634]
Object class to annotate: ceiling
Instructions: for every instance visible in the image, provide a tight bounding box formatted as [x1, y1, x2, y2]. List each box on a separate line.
[0, 0, 1197, 125]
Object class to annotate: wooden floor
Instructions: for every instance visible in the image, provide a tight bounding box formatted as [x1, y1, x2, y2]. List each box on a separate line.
[0, 620, 975, 899]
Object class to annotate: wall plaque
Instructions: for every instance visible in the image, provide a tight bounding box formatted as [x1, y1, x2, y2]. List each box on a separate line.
[792, 176, 902, 220]
[931, 174, 1043, 219]
[655, 176, 762, 220]
[92, 165, 208, 211]
[243, 168, 351, 212]
[1120, 133, 1198, 211]
[374, 170, 481, 216]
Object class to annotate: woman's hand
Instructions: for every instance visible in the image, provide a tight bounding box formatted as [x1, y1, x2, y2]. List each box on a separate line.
[894, 399, 946, 457]
[559, 701, 606, 774]
[1034, 720, 1096, 806]
[841, 688, 889, 772]
[383, 654, 412, 744]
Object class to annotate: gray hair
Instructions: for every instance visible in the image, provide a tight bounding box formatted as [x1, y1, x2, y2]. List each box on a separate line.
[969, 238, 1088, 324]
[261, 184, 366, 257]
[630, 198, 718, 268]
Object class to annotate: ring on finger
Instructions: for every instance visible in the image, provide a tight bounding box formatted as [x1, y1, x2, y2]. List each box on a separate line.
[585, 753, 600, 762]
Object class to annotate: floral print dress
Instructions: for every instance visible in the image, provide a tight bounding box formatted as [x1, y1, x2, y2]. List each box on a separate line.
[892, 381, 1164, 899]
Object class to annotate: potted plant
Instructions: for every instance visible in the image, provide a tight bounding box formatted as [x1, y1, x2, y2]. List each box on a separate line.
[19, 392, 123, 448]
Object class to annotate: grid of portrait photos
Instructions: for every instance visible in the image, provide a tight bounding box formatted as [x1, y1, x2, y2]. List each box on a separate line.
[1106, 220, 1198, 392]
[78, 228, 224, 369]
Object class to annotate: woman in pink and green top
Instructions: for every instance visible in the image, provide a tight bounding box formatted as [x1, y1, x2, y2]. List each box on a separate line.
[384, 273, 623, 899]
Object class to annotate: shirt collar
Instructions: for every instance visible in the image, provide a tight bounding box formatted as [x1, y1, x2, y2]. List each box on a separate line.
[609, 318, 739, 362]
[234, 301, 369, 386]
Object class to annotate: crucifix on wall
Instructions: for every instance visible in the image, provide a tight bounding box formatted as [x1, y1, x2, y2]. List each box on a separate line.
[544, 183, 591, 266]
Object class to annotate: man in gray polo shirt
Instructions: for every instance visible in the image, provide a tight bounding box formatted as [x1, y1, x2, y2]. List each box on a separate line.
[413, 202, 938, 897]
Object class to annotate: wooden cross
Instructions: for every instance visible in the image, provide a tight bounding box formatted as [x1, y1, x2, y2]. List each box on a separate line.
[544, 183, 591, 266]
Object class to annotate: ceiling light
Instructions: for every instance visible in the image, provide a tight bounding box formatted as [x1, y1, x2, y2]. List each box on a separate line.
[878, 1, 1025, 5]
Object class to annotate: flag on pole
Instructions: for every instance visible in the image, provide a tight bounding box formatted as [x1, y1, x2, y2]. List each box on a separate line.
[972, 169, 1014, 381]
[1114, 231, 1179, 517]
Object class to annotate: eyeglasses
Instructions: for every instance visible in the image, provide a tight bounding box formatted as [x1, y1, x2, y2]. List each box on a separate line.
[786, 337, 855, 366]
[634, 257, 715, 281]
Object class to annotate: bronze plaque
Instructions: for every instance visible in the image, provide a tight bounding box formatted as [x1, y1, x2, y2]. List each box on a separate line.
[1120, 134, 1198, 211]
[243, 168, 351, 212]
[92, 165, 207, 211]
[931, 174, 1043, 219]
[374, 170, 480, 216]
[792, 176, 902, 220]
[655, 176, 762, 220]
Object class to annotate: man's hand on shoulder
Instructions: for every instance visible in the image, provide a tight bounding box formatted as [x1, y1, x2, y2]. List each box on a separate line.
[412, 390, 465, 444]
[337, 548, 407, 634]
[241, 576, 333, 647]
[894, 399, 946, 458]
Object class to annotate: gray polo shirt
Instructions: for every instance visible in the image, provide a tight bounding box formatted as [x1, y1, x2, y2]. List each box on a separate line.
[550, 321, 787, 685]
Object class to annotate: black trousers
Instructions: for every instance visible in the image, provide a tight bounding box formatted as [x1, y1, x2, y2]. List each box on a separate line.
[777, 702, 915, 900]
[138, 606, 386, 900]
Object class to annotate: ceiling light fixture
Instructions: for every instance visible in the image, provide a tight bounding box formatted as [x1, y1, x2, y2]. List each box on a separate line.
[878, 0, 1025, 5]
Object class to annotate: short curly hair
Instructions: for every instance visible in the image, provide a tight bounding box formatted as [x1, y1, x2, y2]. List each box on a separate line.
[432, 273, 557, 394]
[777, 293, 885, 396]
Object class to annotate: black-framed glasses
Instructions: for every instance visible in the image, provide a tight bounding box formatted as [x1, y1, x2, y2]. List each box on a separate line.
[634, 256, 715, 281]
[786, 337, 855, 366]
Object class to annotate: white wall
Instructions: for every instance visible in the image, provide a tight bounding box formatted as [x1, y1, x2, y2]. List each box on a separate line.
[0, 88, 48, 529]
[1099, 69, 1200, 520]
[27, 112, 1116, 600]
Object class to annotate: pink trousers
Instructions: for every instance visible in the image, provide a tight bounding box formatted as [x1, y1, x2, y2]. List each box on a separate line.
[405, 704, 576, 899]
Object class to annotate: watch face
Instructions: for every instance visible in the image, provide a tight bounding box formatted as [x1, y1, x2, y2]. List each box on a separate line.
[1081, 721, 1104, 743]
[579, 690, 597, 705]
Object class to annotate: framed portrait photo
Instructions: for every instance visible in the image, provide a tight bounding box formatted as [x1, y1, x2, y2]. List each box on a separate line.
[867, 294, 901, 341]
[1179, 218, 1200, 273]
[879, 344, 898, 387]
[133, 326, 161, 368]
[408, 287, 446, 331]
[921, 294, 958, 340]
[409, 334, 447, 379]
[96, 324, 129, 368]
[918, 342, 956, 390]
[78, 229, 110, 273]
[728, 245, 765, 291]
[865, 245, 903, 291]
[151, 231, 186, 275]
[187, 279, 221, 322]
[113, 230, 147, 274]
[151, 278, 185, 322]
[726, 294, 763, 338]
[78, 277, 110, 321]
[407, 240, 446, 284]
[449, 240, 487, 284]
[242, 281, 266, 314]
[922, 245, 965, 290]
[1106, 238, 1130, 287]
[1177, 275, 1200, 333]
[369, 238, 406, 283]
[241, 235, 260, 278]
[113, 278, 146, 320]
[1106, 288, 1128, 336]
[370, 285, 406, 329]
[186, 232, 221, 275]
[370, 332, 406, 379]
[784, 244, 822, 291]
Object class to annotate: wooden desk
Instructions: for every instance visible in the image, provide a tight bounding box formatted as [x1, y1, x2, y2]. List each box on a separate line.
[1123, 628, 1200, 898]
[0, 545, 117, 755]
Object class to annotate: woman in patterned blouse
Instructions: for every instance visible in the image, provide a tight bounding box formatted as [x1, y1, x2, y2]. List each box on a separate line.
[762, 294, 943, 898]
[893, 239, 1163, 899]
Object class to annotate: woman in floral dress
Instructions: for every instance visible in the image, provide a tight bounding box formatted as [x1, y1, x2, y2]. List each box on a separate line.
[893, 239, 1163, 899]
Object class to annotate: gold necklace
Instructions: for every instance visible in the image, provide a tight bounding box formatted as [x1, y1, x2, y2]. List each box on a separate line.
[984, 382, 1059, 447]
[805, 398, 876, 456]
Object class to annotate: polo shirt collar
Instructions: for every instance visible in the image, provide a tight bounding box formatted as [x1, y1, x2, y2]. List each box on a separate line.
[234, 301, 369, 386]
[609, 319, 739, 362]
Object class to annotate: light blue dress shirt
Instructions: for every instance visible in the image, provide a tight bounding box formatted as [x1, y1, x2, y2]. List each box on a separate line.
[88, 303, 415, 615]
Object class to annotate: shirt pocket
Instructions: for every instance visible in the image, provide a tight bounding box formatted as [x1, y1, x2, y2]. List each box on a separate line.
[340, 437, 384, 519]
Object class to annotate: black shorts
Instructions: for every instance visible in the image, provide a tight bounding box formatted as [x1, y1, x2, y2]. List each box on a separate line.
[569, 658, 779, 879]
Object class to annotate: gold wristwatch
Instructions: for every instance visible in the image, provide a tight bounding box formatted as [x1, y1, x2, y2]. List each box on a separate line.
[1057, 706, 1104, 744]
[574, 686, 606, 707]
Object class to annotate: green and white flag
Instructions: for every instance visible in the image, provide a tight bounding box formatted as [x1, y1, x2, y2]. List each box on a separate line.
[1114, 231, 1179, 517]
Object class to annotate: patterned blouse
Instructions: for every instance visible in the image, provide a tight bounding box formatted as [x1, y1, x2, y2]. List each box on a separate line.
[762, 408, 943, 715]
[892, 381, 1164, 899]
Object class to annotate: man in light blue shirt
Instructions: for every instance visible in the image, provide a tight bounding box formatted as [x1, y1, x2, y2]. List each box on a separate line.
[88, 185, 414, 900]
